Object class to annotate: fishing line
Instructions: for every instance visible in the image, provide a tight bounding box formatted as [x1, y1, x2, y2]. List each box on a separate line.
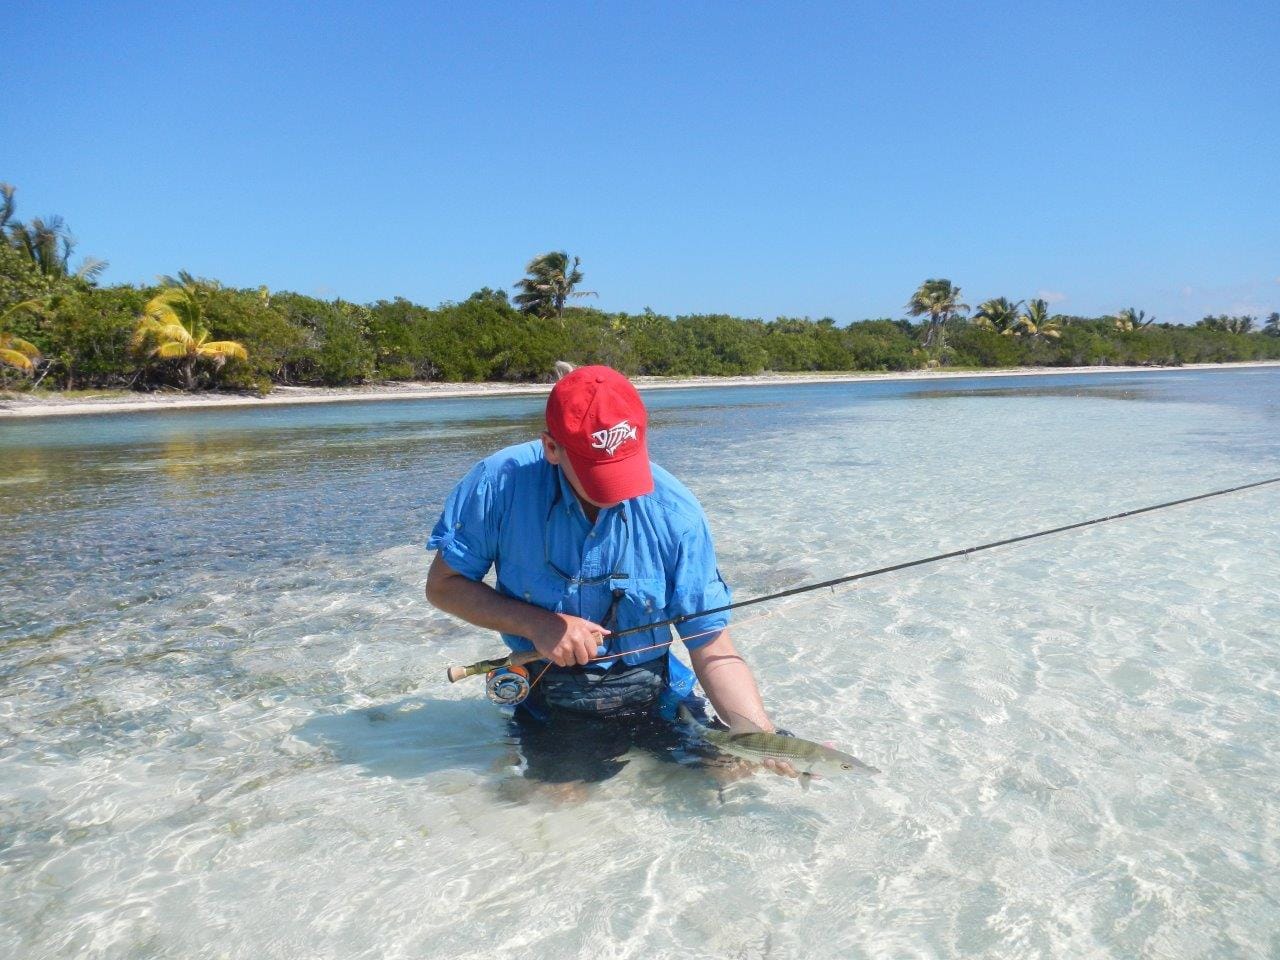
[447, 475, 1280, 683]
[603, 474, 1280, 643]
[523, 604, 812, 692]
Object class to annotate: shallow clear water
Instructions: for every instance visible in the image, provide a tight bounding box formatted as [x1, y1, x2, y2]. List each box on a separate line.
[2, 369, 1279, 960]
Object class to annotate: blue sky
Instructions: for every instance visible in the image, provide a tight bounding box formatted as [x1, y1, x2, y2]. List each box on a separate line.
[5, 1, 1278, 323]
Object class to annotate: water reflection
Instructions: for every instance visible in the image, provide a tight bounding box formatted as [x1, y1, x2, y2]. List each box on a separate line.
[907, 384, 1156, 402]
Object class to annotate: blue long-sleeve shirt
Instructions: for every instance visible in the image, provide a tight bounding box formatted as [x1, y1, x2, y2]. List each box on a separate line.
[428, 440, 731, 692]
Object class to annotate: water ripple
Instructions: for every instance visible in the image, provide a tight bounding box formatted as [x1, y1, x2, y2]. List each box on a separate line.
[2, 371, 1279, 958]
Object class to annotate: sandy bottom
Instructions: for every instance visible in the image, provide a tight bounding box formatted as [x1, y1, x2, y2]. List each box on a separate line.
[3, 368, 1278, 958]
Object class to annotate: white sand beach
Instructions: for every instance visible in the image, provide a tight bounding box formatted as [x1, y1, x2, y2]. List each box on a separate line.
[2, 361, 1279, 419]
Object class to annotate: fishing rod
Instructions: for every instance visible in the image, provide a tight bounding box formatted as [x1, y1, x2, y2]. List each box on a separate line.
[445, 474, 1280, 687]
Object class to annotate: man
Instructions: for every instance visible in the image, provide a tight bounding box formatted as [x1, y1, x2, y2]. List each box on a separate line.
[425, 365, 793, 782]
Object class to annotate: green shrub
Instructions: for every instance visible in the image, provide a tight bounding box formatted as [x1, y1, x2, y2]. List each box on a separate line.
[946, 326, 1026, 367]
[841, 320, 921, 371]
[37, 286, 145, 388]
[274, 293, 376, 385]
[7, 266, 1278, 391]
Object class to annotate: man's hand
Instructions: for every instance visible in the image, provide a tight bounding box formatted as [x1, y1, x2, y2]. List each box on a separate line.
[760, 757, 801, 779]
[530, 613, 610, 667]
[688, 630, 800, 779]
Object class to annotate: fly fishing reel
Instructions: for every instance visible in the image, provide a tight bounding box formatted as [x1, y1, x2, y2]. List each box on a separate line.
[485, 665, 531, 705]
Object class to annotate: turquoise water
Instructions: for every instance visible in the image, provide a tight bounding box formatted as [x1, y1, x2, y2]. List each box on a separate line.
[2, 369, 1279, 959]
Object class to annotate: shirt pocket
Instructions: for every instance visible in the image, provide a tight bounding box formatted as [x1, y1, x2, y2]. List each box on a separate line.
[611, 576, 669, 633]
[499, 569, 567, 614]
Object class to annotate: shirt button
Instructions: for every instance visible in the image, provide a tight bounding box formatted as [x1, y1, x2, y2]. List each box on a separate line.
[588, 531, 595, 538]
[454, 522, 462, 529]
[523, 591, 531, 600]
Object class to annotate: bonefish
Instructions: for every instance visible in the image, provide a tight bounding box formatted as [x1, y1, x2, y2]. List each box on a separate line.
[678, 706, 879, 787]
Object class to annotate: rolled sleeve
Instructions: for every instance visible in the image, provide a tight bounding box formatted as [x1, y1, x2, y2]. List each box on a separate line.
[667, 514, 732, 650]
[427, 462, 499, 581]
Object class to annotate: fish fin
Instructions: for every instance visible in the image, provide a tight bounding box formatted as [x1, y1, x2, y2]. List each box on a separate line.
[799, 773, 812, 792]
[678, 705, 711, 740]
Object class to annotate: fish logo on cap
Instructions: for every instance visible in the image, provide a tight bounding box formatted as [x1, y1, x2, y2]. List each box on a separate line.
[589, 420, 638, 456]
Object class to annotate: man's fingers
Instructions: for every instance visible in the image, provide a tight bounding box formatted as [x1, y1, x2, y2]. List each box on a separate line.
[546, 618, 614, 668]
[570, 616, 609, 637]
[763, 758, 800, 779]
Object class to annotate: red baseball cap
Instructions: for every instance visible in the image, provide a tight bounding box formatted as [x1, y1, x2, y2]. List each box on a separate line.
[546, 366, 653, 503]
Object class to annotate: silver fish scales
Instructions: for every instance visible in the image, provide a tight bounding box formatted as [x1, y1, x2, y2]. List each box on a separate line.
[678, 706, 880, 785]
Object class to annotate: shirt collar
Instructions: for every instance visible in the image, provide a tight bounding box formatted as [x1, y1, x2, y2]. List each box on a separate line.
[550, 458, 627, 526]
[553, 463, 579, 518]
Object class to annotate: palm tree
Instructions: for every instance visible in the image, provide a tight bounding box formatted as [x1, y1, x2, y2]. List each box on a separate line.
[512, 252, 596, 320]
[972, 297, 1025, 335]
[0, 184, 15, 234]
[1, 183, 106, 282]
[131, 276, 247, 390]
[1020, 298, 1062, 340]
[1198, 315, 1255, 334]
[1112, 307, 1155, 332]
[1265, 312, 1280, 337]
[906, 279, 969, 348]
[0, 299, 44, 374]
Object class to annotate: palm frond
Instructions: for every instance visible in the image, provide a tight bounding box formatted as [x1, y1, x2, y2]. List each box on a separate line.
[199, 341, 249, 361]
[130, 313, 170, 348]
[76, 257, 108, 282]
[1, 298, 47, 325]
[141, 292, 181, 320]
[0, 348, 36, 372]
[0, 332, 41, 356]
[157, 323, 196, 345]
[152, 341, 193, 360]
[0, 330, 41, 373]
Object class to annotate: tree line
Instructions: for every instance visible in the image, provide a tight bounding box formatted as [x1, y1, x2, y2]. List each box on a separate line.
[2, 184, 1278, 391]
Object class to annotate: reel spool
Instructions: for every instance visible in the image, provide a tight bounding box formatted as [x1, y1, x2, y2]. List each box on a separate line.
[485, 665, 531, 705]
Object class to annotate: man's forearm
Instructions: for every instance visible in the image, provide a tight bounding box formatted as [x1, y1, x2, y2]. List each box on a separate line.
[425, 556, 558, 641]
[425, 554, 611, 667]
[688, 629, 775, 733]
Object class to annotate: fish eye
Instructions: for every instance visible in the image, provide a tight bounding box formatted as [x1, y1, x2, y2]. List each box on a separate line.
[841, 763, 853, 770]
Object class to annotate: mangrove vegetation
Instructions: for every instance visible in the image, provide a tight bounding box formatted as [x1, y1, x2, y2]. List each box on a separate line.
[2, 183, 1278, 392]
